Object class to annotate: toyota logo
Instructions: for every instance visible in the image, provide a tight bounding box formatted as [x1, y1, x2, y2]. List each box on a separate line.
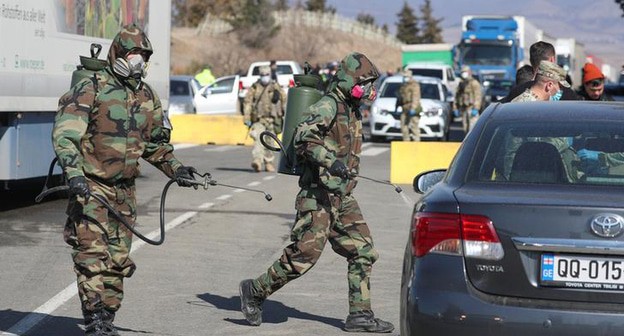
[590, 213, 624, 238]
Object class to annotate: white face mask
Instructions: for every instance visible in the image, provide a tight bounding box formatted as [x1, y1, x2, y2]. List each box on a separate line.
[461, 72, 469, 79]
[260, 75, 271, 85]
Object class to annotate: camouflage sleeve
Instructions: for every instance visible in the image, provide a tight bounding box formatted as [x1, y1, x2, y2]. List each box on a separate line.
[52, 78, 94, 180]
[243, 84, 256, 123]
[409, 83, 421, 111]
[294, 97, 338, 169]
[141, 90, 183, 178]
[603, 152, 624, 168]
[471, 80, 482, 110]
[278, 84, 286, 115]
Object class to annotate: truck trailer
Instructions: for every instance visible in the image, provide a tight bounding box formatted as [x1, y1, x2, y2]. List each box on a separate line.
[0, 0, 171, 187]
[555, 38, 586, 87]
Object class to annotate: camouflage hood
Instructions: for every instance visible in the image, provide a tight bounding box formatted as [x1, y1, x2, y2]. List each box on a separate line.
[107, 24, 153, 69]
[333, 52, 380, 98]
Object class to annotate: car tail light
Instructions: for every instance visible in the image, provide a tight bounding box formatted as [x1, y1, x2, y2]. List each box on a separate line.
[289, 78, 295, 87]
[411, 212, 503, 260]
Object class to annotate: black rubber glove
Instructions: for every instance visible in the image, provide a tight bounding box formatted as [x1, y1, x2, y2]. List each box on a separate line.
[175, 166, 198, 188]
[68, 176, 89, 198]
[329, 161, 350, 179]
[271, 90, 281, 104]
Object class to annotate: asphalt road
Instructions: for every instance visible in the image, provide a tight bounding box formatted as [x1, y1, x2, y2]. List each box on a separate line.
[0, 140, 428, 336]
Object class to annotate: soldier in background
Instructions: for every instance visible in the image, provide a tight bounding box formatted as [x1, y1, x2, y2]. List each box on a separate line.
[243, 65, 285, 172]
[52, 25, 197, 336]
[397, 69, 422, 141]
[239, 52, 394, 333]
[454, 65, 482, 134]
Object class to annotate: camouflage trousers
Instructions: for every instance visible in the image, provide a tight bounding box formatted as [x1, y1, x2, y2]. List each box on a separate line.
[460, 107, 479, 134]
[64, 178, 137, 314]
[400, 113, 420, 141]
[253, 188, 379, 313]
[249, 118, 278, 166]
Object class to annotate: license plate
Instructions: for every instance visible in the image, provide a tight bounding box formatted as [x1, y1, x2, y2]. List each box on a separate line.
[541, 253, 624, 290]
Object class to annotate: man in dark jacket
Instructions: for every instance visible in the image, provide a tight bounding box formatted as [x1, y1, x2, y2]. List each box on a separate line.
[500, 41, 579, 103]
[576, 62, 614, 101]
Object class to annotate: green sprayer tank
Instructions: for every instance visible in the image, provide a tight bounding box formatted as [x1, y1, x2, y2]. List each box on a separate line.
[70, 43, 107, 88]
[278, 74, 323, 175]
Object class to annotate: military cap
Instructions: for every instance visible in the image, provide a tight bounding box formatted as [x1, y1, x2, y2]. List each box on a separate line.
[259, 66, 271, 76]
[536, 60, 570, 88]
[402, 69, 413, 77]
[461, 65, 471, 73]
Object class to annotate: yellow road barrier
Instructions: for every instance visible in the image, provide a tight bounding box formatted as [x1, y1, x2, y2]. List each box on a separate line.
[390, 141, 461, 185]
[169, 115, 253, 145]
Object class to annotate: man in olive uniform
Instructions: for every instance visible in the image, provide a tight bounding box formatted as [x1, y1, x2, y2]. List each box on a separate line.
[454, 65, 482, 134]
[243, 65, 286, 172]
[397, 69, 422, 141]
[52, 25, 197, 335]
[240, 52, 394, 333]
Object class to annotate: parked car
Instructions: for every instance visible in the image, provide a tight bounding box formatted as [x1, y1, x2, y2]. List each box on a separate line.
[404, 62, 460, 95]
[369, 75, 452, 142]
[401, 101, 624, 335]
[169, 75, 201, 114]
[194, 75, 240, 114]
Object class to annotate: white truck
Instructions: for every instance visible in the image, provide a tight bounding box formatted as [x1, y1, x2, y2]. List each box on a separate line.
[555, 38, 586, 87]
[238, 60, 302, 102]
[0, 0, 171, 186]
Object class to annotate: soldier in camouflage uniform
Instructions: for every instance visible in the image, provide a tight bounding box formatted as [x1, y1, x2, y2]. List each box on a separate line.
[243, 65, 286, 172]
[397, 70, 422, 141]
[454, 65, 482, 134]
[239, 52, 394, 333]
[52, 25, 197, 336]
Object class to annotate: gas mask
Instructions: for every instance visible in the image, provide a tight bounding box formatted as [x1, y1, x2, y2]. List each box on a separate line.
[113, 53, 148, 80]
[351, 82, 376, 104]
[260, 75, 271, 85]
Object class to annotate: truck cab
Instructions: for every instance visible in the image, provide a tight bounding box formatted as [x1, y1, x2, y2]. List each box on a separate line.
[457, 17, 523, 82]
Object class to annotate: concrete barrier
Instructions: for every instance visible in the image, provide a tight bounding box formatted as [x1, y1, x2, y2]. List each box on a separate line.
[169, 115, 253, 145]
[390, 141, 461, 185]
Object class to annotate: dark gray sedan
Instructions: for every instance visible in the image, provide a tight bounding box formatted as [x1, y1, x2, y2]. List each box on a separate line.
[401, 101, 624, 335]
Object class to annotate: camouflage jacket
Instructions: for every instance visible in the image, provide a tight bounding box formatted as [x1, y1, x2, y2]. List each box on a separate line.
[53, 68, 182, 183]
[243, 80, 285, 123]
[399, 80, 422, 112]
[455, 77, 482, 109]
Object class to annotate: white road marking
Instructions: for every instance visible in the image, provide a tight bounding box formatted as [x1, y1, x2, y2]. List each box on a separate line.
[233, 188, 245, 193]
[203, 146, 237, 152]
[1, 211, 198, 336]
[198, 202, 215, 209]
[263, 175, 276, 181]
[173, 143, 199, 150]
[361, 142, 372, 149]
[247, 181, 261, 187]
[216, 194, 232, 200]
[360, 147, 389, 157]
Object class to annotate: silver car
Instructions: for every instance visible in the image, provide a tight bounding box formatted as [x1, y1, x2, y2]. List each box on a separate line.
[169, 75, 202, 115]
[369, 75, 452, 142]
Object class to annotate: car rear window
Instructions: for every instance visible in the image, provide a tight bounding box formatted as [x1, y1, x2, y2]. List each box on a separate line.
[170, 80, 190, 96]
[469, 120, 624, 186]
[380, 82, 440, 100]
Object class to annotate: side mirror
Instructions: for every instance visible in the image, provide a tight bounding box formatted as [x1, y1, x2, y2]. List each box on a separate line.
[201, 88, 212, 98]
[413, 169, 446, 194]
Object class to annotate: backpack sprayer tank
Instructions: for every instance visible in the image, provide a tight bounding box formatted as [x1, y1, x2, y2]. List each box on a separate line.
[70, 43, 107, 88]
[277, 73, 323, 175]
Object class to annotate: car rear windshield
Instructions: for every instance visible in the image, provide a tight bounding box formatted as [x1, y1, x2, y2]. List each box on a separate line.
[469, 120, 624, 186]
[408, 68, 443, 80]
[380, 82, 440, 100]
[170, 80, 190, 96]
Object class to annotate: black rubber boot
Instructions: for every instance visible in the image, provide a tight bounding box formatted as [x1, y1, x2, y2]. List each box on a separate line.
[239, 279, 264, 326]
[84, 310, 119, 336]
[344, 310, 394, 333]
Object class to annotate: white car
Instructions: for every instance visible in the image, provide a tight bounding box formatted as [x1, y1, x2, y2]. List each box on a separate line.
[238, 60, 302, 100]
[369, 75, 452, 142]
[194, 75, 240, 114]
[169, 75, 202, 115]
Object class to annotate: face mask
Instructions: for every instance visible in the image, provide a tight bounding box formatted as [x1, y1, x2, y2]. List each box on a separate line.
[461, 72, 469, 79]
[550, 89, 563, 101]
[403, 76, 411, 83]
[260, 75, 270, 85]
[113, 53, 147, 79]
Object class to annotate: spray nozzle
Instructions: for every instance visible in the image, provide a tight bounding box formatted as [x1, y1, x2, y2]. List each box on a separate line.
[356, 175, 403, 193]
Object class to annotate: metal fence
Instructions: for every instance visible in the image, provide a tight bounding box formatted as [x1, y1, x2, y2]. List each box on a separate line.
[196, 9, 402, 47]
